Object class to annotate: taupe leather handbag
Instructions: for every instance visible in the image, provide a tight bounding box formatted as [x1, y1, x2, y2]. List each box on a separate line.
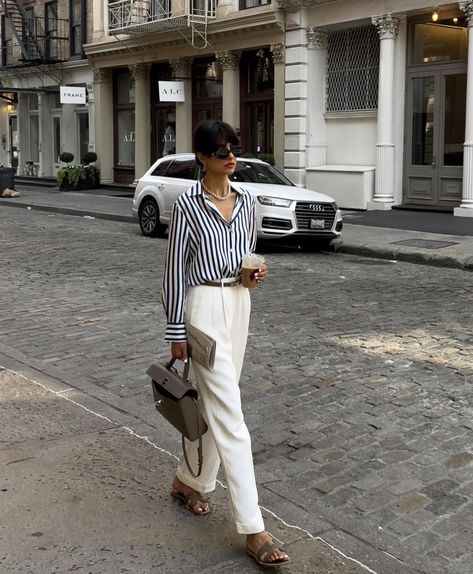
[147, 359, 207, 478]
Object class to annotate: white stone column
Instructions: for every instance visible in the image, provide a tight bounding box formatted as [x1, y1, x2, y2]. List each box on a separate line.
[284, 10, 309, 186]
[38, 93, 53, 177]
[170, 59, 193, 153]
[271, 43, 285, 171]
[455, 1, 473, 217]
[87, 81, 96, 154]
[17, 93, 28, 176]
[306, 27, 327, 167]
[369, 14, 400, 210]
[93, 68, 113, 183]
[215, 51, 240, 130]
[130, 63, 150, 181]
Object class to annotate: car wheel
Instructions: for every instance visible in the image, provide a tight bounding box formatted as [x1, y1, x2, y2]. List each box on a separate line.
[139, 198, 166, 237]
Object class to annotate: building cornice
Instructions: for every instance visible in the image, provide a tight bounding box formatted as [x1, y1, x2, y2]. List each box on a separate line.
[85, 9, 284, 62]
[275, 0, 335, 10]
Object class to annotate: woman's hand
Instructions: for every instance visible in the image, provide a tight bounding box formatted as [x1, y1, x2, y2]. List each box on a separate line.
[255, 263, 268, 286]
[171, 341, 188, 362]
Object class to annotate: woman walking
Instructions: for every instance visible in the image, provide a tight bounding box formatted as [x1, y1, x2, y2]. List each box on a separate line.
[162, 120, 290, 567]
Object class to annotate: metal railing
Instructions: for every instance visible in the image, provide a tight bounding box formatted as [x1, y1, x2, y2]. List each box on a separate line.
[108, 0, 216, 34]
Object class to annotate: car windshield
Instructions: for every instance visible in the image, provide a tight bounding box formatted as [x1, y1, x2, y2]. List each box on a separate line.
[230, 161, 294, 186]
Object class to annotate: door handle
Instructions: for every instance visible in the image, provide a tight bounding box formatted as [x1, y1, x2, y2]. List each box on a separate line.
[431, 156, 436, 167]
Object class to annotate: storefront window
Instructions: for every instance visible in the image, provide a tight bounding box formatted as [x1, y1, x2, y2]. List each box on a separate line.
[195, 60, 222, 98]
[247, 49, 274, 94]
[412, 18, 468, 64]
[240, 49, 274, 156]
[117, 73, 135, 104]
[117, 110, 135, 166]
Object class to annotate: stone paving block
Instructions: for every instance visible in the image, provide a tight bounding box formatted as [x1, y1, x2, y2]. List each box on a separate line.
[389, 493, 431, 514]
[446, 451, 473, 469]
[425, 494, 468, 516]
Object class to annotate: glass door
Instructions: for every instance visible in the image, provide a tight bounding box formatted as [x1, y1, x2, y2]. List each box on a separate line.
[404, 69, 466, 206]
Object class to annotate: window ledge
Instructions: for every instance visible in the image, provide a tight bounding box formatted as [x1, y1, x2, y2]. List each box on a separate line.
[324, 110, 378, 120]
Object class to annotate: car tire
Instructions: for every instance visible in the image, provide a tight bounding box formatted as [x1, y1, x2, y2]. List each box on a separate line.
[139, 198, 166, 237]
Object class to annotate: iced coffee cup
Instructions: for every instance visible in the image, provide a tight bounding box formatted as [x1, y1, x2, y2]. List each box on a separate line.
[241, 253, 265, 289]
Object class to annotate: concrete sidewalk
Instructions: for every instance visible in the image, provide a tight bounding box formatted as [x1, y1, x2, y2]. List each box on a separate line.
[0, 363, 369, 574]
[1, 185, 472, 271]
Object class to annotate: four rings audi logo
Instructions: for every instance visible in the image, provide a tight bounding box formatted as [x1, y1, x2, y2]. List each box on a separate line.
[308, 204, 324, 212]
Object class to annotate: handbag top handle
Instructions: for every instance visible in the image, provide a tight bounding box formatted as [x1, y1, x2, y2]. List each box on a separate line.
[166, 358, 190, 379]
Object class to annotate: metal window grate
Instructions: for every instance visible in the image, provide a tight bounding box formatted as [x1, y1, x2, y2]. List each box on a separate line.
[326, 24, 379, 113]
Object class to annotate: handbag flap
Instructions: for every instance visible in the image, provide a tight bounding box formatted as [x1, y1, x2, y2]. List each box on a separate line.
[147, 363, 196, 400]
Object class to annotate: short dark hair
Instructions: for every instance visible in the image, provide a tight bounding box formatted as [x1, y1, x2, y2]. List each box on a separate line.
[193, 120, 239, 159]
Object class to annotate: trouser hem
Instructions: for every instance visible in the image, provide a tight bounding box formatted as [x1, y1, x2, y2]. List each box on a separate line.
[176, 469, 216, 494]
[236, 516, 265, 535]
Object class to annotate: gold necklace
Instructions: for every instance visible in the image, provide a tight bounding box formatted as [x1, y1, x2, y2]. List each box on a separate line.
[201, 178, 232, 201]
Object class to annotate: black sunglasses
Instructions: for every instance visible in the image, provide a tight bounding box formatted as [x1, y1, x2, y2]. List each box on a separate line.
[211, 145, 243, 160]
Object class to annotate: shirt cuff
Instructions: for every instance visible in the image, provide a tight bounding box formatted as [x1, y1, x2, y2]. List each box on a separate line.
[165, 323, 187, 342]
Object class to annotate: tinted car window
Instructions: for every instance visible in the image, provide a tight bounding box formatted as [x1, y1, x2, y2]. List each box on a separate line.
[230, 162, 294, 186]
[165, 159, 196, 180]
[151, 160, 172, 177]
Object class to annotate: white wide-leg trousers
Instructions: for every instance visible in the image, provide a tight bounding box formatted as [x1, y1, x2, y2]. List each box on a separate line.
[175, 283, 265, 535]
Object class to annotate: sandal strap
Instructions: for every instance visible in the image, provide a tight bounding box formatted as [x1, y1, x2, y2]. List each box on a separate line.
[185, 490, 206, 508]
[255, 541, 278, 563]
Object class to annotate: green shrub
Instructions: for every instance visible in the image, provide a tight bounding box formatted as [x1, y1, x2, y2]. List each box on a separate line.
[82, 152, 98, 165]
[59, 152, 74, 164]
[57, 165, 100, 188]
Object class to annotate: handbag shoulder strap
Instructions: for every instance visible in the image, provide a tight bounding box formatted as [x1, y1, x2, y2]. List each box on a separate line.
[181, 396, 204, 478]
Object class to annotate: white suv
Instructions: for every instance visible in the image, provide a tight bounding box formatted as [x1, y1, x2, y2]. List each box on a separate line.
[132, 154, 343, 242]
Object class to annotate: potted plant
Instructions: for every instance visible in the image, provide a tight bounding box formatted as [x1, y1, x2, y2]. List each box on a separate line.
[57, 152, 100, 191]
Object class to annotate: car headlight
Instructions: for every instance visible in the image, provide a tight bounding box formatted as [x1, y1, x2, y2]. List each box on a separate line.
[257, 196, 293, 208]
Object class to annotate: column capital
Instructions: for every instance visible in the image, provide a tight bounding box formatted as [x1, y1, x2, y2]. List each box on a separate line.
[372, 14, 400, 40]
[459, 1, 473, 25]
[93, 68, 111, 83]
[170, 58, 192, 79]
[306, 27, 327, 50]
[215, 50, 239, 70]
[270, 43, 285, 63]
[129, 63, 150, 81]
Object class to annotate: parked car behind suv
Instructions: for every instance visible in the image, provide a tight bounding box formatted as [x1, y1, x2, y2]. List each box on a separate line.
[132, 154, 343, 242]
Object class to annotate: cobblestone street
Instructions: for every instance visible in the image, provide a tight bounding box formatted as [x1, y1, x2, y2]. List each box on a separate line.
[1, 208, 472, 574]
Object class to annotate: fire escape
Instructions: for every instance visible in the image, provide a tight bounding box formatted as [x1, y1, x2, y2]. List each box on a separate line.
[0, 0, 69, 86]
[108, 0, 217, 48]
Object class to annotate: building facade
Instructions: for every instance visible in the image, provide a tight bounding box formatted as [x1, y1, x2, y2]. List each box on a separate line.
[276, 0, 473, 217]
[0, 0, 93, 177]
[85, 0, 285, 184]
[1, 0, 473, 219]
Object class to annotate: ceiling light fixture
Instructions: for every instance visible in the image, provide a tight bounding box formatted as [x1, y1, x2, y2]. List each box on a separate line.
[432, 8, 439, 22]
[453, 17, 459, 24]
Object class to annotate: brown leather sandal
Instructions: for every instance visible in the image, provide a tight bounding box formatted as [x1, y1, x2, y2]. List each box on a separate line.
[246, 541, 290, 567]
[170, 489, 210, 515]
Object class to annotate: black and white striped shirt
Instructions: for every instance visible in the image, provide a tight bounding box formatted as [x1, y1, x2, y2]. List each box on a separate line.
[162, 181, 257, 341]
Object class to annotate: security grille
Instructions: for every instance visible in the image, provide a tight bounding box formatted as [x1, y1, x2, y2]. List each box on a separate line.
[326, 24, 379, 113]
[295, 202, 336, 231]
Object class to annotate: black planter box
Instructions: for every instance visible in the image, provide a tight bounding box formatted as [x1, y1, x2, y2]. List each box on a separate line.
[59, 172, 100, 192]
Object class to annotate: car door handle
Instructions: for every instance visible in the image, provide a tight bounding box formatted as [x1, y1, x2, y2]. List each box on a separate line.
[158, 183, 164, 190]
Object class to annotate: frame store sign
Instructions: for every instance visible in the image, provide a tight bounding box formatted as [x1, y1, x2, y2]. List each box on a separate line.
[60, 86, 87, 104]
[159, 81, 185, 102]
